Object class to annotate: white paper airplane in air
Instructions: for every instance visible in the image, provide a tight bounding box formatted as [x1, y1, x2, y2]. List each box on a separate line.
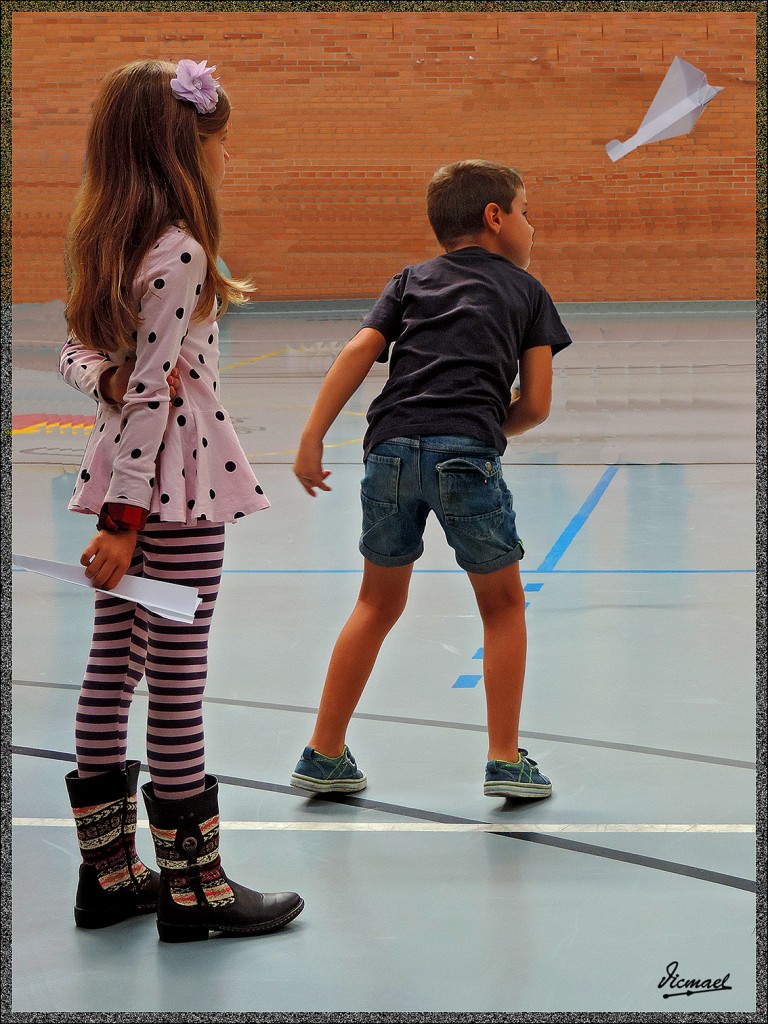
[606, 56, 723, 162]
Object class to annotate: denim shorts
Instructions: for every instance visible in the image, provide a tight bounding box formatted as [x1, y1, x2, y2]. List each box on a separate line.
[359, 436, 524, 574]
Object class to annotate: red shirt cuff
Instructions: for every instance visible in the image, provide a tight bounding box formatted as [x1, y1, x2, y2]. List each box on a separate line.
[98, 503, 147, 533]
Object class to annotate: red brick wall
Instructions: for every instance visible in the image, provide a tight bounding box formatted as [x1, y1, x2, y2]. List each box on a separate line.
[12, 10, 756, 303]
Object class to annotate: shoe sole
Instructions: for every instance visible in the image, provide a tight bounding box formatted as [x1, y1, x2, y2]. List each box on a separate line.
[74, 900, 158, 928]
[156, 898, 305, 942]
[484, 783, 552, 798]
[290, 772, 368, 794]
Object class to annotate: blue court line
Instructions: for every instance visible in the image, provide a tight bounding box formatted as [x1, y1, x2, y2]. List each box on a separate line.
[11, 568, 755, 576]
[452, 675, 482, 689]
[536, 466, 620, 572]
[522, 569, 755, 574]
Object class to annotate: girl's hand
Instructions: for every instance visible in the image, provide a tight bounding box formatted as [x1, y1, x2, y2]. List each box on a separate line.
[102, 358, 180, 404]
[81, 530, 137, 590]
[294, 435, 332, 497]
[103, 355, 135, 404]
[167, 366, 180, 400]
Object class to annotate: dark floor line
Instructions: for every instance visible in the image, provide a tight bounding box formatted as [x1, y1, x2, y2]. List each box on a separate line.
[10, 567, 757, 576]
[12, 745, 755, 894]
[11, 679, 756, 770]
[12, 460, 758, 469]
[249, 787, 759, 899]
[491, 832, 757, 893]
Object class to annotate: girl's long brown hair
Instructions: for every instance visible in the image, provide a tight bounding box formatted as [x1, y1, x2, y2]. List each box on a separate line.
[65, 59, 251, 353]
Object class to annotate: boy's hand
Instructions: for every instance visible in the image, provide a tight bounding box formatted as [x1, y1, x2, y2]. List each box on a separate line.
[292, 328, 385, 495]
[503, 346, 552, 436]
[294, 436, 332, 496]
[81, 530, 137, 590]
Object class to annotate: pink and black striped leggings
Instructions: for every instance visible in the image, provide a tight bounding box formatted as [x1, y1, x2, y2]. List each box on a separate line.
[75, 521, 225, 800]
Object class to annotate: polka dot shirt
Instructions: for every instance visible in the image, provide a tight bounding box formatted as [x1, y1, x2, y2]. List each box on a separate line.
[61, 226, 269, 526]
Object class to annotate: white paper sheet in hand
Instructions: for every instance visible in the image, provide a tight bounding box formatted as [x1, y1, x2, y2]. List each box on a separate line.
[606, 56, 723, 162]
[12, 553, 202, 624]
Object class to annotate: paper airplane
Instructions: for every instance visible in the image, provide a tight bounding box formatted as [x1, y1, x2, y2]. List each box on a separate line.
[606, 56, 723, 162]
[13, 553, 202, 624]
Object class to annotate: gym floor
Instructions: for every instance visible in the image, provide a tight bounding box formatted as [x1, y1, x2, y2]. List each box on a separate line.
[10, 298, 756, 1013]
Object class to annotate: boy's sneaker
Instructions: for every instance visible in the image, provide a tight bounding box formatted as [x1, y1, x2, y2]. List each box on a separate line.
[484, 749, 552, 799]
[290, 745, 368, 794]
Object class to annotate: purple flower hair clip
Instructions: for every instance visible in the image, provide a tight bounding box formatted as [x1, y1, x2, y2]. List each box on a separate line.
[170, 59, 220, 114]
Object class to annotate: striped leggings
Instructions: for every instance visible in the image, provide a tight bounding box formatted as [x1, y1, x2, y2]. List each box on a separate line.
[75, 521, 225, 800]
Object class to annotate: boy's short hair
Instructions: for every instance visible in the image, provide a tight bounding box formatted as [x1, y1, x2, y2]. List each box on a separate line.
[427, 160, 524, 249]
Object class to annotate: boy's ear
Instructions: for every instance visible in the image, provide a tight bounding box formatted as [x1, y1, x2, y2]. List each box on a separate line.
[483, 203, 503, 235]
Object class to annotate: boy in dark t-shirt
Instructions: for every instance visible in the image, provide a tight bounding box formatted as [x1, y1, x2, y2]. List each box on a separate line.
[291, 160, 572, 800]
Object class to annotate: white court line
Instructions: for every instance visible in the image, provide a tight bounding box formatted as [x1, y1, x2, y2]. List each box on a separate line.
[12, 818, 755, 833]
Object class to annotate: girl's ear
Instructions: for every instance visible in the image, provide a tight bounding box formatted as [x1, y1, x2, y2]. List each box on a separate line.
[483, 203, 503, 235]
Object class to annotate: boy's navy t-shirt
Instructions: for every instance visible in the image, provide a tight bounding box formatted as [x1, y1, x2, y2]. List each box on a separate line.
[361, 246, 573, 458]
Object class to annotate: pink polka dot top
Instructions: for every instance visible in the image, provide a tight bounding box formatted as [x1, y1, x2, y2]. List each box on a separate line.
[61, 226, 270, 526]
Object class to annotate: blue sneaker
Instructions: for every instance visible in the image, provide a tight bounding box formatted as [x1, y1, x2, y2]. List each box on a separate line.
[290, 745, 368, 794]
[484, 749, 552, 799]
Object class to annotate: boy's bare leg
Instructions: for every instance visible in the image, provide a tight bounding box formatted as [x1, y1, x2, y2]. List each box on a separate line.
[467, 562, 527, 763]
[309, 559, 414, 757]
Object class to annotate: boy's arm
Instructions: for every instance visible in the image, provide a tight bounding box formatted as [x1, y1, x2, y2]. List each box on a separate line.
[502, 344, 553, 436]
[295, 327, 387, 496]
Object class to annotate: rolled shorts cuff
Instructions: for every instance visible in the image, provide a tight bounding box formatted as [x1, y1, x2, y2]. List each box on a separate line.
[359, 538, 424, 568]
[457, 540, 525, 575]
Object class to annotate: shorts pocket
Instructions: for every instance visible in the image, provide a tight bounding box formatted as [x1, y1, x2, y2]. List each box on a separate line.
[361, 453, 401, 526]
[437, 455, 503, 529]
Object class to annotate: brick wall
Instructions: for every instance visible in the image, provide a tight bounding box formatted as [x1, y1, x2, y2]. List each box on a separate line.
[12, 10, 756, 303]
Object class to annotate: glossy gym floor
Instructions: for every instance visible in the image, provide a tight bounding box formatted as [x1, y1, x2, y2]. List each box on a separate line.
[10, 298, 757, 1013]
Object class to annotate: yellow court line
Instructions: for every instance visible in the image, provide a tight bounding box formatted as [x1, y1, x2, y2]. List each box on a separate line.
[221, 343, 365, 373]
[221, 347, 291, 371]
[248, 437, 363, 458]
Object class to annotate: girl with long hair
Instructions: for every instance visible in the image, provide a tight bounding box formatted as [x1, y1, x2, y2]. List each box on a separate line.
[60, 58, 303, 943]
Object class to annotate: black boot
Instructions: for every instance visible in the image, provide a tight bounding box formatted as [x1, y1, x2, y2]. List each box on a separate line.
[65, 760, 160, 928]
[142, 775, 304, 943]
